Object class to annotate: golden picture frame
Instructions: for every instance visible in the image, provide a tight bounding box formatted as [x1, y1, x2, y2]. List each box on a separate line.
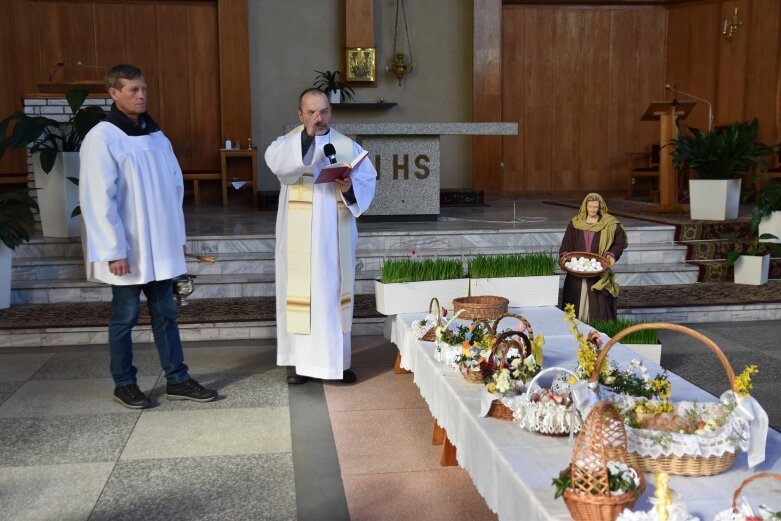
[345, 47, 376, 83]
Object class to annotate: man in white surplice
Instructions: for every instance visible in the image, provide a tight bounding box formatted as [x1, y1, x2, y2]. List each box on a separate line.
[265, 88, 376, 384]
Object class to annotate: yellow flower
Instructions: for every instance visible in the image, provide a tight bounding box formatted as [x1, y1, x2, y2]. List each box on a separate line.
[735, 364, 758, 397]
[487, 383, 497, 394]
[532, 333, 545, 366]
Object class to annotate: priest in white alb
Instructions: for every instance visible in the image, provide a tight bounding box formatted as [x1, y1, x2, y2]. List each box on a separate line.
[265, 88, 376, 384]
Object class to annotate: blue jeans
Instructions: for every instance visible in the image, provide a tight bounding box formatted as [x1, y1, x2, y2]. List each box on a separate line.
[108, 279, 190, 386]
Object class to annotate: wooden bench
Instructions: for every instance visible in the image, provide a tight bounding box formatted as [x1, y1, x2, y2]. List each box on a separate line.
[182, 171, 222, 205]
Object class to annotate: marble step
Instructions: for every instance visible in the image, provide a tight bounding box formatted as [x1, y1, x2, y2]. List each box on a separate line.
[11, 224, 676, 259]
[11, 273, 276, 305]
[12, 255, 697, 304]
[0, 316, 388, 348]
[11, 253, 277, 281]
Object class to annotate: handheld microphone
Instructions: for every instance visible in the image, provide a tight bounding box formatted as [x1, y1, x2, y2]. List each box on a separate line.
[324, 143, 337, 164]
[48, 62, 65, 81]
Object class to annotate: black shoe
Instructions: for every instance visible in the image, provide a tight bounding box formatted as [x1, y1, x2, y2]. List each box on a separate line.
[342, 369, 357, 383]
[114, 384, 151, 409]
[287, 373, 310, 385]
[165, 378, 218, 402]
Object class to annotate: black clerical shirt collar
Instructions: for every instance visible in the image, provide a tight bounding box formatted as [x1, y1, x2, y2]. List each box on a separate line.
[105, 103, 160, 136]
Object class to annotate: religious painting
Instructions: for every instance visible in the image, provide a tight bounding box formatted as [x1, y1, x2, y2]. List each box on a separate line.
[345, 47, 376, 83]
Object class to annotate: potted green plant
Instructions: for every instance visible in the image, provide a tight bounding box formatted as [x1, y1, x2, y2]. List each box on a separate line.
[0, 190, 39, 308]
[671, 117, 775, 221]
[723, 229, 781, 286]
[374, 257, 468, 315]
[589, 318, 661, 364]
[0, 88, 105, 237]
[468, 252, 559, 307]
[313, 70, 355, 104]
[752, 181, 781, 244]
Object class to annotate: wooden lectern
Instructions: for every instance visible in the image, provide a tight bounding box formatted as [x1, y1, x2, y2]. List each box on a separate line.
[641, 100, 696, 212]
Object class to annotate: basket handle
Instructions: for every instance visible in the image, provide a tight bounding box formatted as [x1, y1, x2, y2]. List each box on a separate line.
[588, 322, 735, 391]
[468, 319, 491, 335]
[524, 366, 578, 400]
[731, 472, 781, 510]
[491, 312, 535, 342]
[489, 330, 531, 371]
[428, 297, 442, 322]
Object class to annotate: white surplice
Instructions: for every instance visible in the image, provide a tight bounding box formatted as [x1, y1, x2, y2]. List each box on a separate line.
[265, 128, 376, 379]
[79, 121, 187, 285]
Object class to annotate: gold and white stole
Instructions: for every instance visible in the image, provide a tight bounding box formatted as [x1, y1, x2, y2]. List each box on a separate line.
[286, 127, 355, 335]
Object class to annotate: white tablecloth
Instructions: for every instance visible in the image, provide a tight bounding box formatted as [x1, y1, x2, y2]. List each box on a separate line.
[390, 306, 781, 521]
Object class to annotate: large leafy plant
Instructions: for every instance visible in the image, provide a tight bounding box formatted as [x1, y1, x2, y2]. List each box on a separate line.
[0, 88, 105, 174]
[0, 190, 39, 250]
[313, 70, 355, 101]
[670, 117, 776, 180]
[751, 181, 781, 230]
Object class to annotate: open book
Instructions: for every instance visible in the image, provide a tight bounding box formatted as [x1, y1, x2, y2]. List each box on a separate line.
[314, 150, 369, 184]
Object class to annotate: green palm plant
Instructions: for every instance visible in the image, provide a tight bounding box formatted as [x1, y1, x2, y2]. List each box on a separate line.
[0, 88, 105, 173]
[670, 118, 776, 180]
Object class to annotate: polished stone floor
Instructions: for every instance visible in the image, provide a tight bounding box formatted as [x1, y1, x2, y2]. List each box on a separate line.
[180, 196, 660, 237]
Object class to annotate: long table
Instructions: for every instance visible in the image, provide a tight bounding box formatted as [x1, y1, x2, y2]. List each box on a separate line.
[390, 306, 781, 521]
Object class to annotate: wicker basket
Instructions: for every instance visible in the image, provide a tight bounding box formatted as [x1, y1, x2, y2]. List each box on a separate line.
[561, 402, 645, 521]
[421, 298, 443, 342]
[559, 251, 611, 278]
[590, 322, 741, 477]
[515, 367, 582, 436]
[452, 295, 508, 320]
[712, 472, 781, 521]
[484, 329, 533, 420]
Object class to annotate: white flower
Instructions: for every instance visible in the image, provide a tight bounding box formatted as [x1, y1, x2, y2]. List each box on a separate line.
[523, 354, 537, 371]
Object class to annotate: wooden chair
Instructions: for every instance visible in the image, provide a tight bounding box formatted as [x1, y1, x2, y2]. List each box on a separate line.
[626, 144, 660, 201]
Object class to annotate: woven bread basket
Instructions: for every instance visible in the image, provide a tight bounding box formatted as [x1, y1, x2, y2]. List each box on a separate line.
[420, 298, 443, 342]
[452, 295, 508, 320]
[561, 402, 645, 521]
[590, 322, 740, 476]
[458, 319, 492, 383]
[516, 367, 582, 436]
[484, 329, 532, 420]
[559, 251, 611, 278]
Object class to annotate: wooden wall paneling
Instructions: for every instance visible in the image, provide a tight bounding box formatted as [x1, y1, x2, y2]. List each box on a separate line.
[684, 2, 719, 131]
[523, 7, 555, 193]
[551, 8, 582, 192]
[0, 0, 39, 175]
[188, 2, 221, 171]
[501, 6, 525, 193]
[346, 0, 373, 47]
[474, 0, 502, 192]
[634, 8, 667, 153]
[579, 9, 612, 192]
[666, 2, 720, 132]
[716, 0, 748, 124]
[39, 2, 97, 82]
[125, 3, 161, 120]
[218, 0, 251, 156]
[607, 9, 637, 188]
[664, 2, 691, 100]
[156, 3, 193, 170]
[744, 0, 780, 142]
[93, 3, 129, 75]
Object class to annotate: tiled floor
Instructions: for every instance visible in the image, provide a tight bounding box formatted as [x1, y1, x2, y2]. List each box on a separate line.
[0, 335, 496, 521]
